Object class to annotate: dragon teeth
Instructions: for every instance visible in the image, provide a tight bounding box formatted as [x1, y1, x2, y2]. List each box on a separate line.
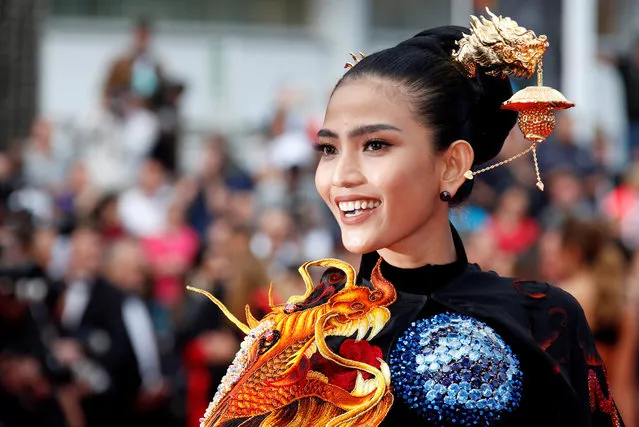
[351, 371, 377, 397]
[304, 342, 317, 358]
[327, 308, 391, 342]
[368, 308, 390, 340]
[378, 358, 391, 384]
[355, 319, 369, 342]
[363, 377, 376, 394]
[351, 371, 367, 396]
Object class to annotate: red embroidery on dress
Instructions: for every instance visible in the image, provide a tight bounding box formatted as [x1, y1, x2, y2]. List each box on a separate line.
[538, 308, 568, 350]
[513, 280, 548, 299]
[588, 369, 621, 426]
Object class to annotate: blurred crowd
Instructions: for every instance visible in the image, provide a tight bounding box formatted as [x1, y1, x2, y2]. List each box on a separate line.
[2, 19, 639, 427]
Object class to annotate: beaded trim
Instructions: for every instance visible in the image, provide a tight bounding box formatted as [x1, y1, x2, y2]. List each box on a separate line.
[199, 320, 275, 426]
[390, 313, 522, 425]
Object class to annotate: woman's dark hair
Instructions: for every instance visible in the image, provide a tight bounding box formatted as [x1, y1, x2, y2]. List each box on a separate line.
[335, 26, 517, 204]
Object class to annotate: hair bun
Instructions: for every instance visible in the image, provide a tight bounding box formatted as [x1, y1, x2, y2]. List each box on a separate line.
[402, 26, 517, 165]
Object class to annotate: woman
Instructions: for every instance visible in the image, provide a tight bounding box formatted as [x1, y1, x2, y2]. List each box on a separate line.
[194, 10, 623, 427]
[553, 218, 636, 425]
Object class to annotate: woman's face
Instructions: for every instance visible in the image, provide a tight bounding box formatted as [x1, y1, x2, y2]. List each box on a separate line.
[315, 77, 447, 255]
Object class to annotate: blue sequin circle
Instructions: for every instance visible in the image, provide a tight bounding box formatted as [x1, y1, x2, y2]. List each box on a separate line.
[390, 312, 522, 426]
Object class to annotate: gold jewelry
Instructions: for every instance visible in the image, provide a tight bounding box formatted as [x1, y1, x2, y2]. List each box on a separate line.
[454, 8, 574, 191]
[344, 51, 366, 69]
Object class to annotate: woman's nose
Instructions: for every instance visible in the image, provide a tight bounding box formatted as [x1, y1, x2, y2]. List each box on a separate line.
[332, 155, 366, 188]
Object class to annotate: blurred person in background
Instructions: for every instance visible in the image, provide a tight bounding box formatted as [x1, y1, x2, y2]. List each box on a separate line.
[538, 168, 597, 229]
[593, 53, 629, 175]
[601, 161, 639, 250]
[22, 118, 72, 194]
[177, 225, 272, 427]
[118, 157, 173, 237]
[297, 203, 335, 262]
[224, 225, 273, 319]
[142, 202, 199, 309]
[85, 17, 164, 192]
[103, 17, 164, 112]
[53, 226, 141, 427]
[90, 194, 126, 244]
[226, 178, 257, 228]
[0, 214, 66, 427]
[250, 207, 301, 277]
[618, 36, 639, 158]
[149, 79, 187, 177]
[103, 238, 171, 426]
[539, 113, 598, 178]
[552, 218, 637, 425]
[186, 134, 253, 237]
[485, 186, 540, 257]
[251, 104, 314, 210]
[0, 152, 23, 212]
[464, 227, 516, 276]
[176, 245, 236, 427]
[53, 161, 100, 228]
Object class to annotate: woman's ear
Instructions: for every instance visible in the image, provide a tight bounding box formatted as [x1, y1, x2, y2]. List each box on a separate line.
[440, 140, 474, 194]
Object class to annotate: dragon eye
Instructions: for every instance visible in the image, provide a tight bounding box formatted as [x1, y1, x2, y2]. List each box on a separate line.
[284, 303, 298, 314]
[259, 330, 280, 354]
[350, 302, 365, 310]
[327, 271, 345, 285]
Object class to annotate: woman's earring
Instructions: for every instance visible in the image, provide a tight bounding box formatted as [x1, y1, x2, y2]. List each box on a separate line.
[440, 191, 452, 202]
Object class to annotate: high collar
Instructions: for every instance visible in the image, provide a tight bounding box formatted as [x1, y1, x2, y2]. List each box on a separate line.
[357, 223, 468, 295]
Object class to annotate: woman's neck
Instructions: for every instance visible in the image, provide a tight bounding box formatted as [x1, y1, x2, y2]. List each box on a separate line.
[377, 216, 457, 268]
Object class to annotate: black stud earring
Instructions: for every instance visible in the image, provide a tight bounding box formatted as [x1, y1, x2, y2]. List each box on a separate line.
[440, 191, 452, 202]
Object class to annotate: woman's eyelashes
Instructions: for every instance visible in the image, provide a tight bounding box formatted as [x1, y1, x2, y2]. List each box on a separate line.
[314, 139, 392, 158]
[364, 139, 391, 152]
[314, 143, 337, 157]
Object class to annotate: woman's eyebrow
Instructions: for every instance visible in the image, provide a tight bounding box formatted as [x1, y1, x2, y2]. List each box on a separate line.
[349, 124, 401, 138]
[317, 128, 338, 139]
[317, 124, 401, 139]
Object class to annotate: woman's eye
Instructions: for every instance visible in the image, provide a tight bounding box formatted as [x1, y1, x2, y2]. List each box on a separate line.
[314, 143, 337, 157]
[364, 140, 390, 152]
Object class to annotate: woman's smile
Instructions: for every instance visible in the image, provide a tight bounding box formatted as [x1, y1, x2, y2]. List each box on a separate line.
[336, 196, 382, 224]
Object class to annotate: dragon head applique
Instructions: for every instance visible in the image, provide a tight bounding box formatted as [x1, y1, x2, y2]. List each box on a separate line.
[188, 258, 396, 427]
[452, 7, 549, 79]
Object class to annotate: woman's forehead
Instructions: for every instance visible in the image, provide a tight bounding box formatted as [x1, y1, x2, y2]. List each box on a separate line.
[324, 78, 416, 132]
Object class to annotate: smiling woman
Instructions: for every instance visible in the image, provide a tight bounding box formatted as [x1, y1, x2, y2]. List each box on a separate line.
[191, 9, 624, 427]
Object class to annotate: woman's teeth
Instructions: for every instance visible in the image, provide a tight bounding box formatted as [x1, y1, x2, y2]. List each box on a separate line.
[338, 200, 381, 217]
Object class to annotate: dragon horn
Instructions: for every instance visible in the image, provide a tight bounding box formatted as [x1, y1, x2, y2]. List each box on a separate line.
[369, 257, 398, 307]
[187, 286, 251, 335]
[287, 258, 358, 305]
[245, 304, 259, 328]
[268, 282, 275, 307]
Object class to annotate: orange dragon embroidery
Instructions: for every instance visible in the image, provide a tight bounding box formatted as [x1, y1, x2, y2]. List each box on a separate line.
[188, 258, 396, 427]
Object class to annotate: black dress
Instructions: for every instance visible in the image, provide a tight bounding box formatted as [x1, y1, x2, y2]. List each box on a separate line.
[357, 226, 623, 427]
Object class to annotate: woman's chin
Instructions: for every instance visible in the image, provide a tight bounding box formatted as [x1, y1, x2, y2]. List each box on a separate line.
[341, 233, 381, 255]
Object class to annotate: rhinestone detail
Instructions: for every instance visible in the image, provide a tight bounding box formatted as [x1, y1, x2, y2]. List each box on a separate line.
[199, 320, 275, 427]
[390, 313, 522, 425]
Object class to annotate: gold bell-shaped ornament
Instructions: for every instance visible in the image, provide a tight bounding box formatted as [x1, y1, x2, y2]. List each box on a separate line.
[500, 60, 574, 190]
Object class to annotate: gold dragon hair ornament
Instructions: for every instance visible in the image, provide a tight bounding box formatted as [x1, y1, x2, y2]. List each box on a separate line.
[188, 257, 397, 427]
[344, 51, 366, 69]
[452, 8, 574, 191]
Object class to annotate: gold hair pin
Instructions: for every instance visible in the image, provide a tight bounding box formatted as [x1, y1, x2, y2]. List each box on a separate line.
[344, 51, 366, 69]
[454, 8, 574, 191]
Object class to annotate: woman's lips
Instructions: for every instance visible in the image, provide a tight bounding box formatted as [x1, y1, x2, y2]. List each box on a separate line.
[338, 205, 379, 225]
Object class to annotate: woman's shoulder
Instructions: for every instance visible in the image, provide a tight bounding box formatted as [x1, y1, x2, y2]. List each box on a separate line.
[442, 267, 591, 333]
[447, 266, 581, 305]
